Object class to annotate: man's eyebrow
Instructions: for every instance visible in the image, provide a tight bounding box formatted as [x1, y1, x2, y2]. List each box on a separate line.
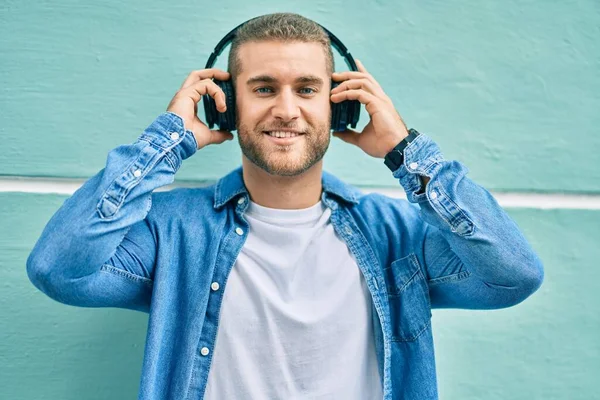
[294, 75, 324, 85]
[246, 75, 324, 85]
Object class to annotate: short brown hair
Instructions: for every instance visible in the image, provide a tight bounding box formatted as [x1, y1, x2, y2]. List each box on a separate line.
[227, 13, 335, 86]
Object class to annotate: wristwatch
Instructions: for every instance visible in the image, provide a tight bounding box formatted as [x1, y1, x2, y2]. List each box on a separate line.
[383, 128, 421, 172]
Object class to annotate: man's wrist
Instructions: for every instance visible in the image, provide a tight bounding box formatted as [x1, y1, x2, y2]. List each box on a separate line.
[383, 131, 410, 154]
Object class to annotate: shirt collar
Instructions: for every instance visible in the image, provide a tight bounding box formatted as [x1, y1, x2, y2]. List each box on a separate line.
[213, 166, 360, 209]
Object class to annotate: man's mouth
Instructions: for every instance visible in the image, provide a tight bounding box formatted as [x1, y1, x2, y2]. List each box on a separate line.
[263, 130, 304, 138]
[262, 130, 305, 145]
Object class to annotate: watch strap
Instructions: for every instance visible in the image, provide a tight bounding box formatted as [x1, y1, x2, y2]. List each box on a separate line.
[383, 128, 421, 172]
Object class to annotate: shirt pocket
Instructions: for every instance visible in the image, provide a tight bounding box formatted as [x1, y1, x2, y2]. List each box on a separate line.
[384, 252, 432, 342]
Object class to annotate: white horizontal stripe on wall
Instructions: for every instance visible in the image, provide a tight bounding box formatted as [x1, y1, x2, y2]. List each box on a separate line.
[1, 176, 599, 210]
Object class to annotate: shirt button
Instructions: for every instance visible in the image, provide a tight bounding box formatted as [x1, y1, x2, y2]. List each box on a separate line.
[409, 162, 419, 170]
[211, 282, 220, 291]
[237, 197, 246, 205]
[133, 169, 142, 177]
[430, 191, 438, 199]
[200, 347, 210, 356]
[170, 132, 180, 140]
[235, 227, 244, 236]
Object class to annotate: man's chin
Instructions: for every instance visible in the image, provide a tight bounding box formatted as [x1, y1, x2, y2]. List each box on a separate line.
[259, 159, 312, 177]
[239, 134, 327, 177]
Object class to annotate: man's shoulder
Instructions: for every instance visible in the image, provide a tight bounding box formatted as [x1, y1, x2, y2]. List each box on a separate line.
[148, 184, 218, 217]
[343, 182, 427, 250]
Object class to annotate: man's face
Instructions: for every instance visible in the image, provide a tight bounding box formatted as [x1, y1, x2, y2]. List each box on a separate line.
[234, 40, 332, 177]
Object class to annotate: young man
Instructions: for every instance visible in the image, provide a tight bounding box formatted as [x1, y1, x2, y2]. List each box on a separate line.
[26, 13, 544, 400]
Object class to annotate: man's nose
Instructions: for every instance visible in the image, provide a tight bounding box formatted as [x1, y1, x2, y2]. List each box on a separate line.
[272, 89, 301, 122]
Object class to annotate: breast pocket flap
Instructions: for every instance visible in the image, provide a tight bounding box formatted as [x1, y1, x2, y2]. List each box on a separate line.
[384, 253, 432, 342]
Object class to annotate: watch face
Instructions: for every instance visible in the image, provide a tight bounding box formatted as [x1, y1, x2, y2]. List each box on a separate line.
[384, 150, 403, 171]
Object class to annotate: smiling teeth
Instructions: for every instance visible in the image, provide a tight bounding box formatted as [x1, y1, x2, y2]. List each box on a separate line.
[268, 131, 300, 138]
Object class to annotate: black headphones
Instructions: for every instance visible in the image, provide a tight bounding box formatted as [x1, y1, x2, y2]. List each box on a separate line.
[202, 16, 361, 132]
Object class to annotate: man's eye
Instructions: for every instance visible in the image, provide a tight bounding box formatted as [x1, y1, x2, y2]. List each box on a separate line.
[256, 87, 273, 94]
[299, 88, 316, 95]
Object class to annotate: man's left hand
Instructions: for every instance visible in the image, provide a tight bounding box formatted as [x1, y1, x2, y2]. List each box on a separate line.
[330, 59, 410, 159]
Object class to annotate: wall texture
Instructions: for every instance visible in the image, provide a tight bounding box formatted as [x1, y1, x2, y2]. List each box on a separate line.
[1, 0, 598, 399]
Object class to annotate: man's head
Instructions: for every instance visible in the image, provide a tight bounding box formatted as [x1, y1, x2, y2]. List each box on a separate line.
[227, 13, 336, 177]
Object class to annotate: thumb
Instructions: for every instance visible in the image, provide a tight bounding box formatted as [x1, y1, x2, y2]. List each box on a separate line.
[332, 129, 360, 146]
[207, 130, 234, 146]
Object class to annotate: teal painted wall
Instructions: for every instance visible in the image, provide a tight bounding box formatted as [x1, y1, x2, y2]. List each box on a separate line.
[1, 1, 598, 398]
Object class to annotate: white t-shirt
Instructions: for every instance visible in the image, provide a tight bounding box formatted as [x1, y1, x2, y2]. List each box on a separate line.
[204, 200, 382, 399]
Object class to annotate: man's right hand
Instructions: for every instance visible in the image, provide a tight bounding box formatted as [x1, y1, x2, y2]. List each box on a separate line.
[166, 68, 234, 150]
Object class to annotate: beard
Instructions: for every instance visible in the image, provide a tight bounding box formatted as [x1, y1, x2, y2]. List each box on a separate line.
[236, 113, 331, 177]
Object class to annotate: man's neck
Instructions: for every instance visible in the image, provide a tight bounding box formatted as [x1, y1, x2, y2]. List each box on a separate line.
[241, 157, 323, 210]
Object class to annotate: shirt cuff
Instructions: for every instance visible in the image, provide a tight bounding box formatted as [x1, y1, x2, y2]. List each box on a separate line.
[391, 132, 444, 203]
[138, 112, 198, 164]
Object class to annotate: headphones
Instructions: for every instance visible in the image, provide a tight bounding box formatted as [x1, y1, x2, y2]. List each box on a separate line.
[202, 16, 361, 132]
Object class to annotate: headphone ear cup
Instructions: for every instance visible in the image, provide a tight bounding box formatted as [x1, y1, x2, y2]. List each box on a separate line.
[202, 79, 237, 131]
[218, 80, 237, 132]
[350, 96, 361, 129]
[329, 80, 361, 132]
[202, 82, 218, 129]
[330, 80, 341, 132]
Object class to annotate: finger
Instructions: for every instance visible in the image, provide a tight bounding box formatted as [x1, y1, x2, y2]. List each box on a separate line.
[332, 88, 387, 116]
[179, 68, 231, 90]
[331, 78, 384, 97]
[330, 88, 377, 106]
[332, 129, 360, 146]
[180, 69, 231, 90]
[182, 79, 227, 111]
[332, 70, 380, 88]
[331, 71, 368, 81]
[355, 59, 367, 73]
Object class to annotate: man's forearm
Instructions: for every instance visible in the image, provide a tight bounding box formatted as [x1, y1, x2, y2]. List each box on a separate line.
[26, 112, 196, 304]
[394, 132, 544, 298]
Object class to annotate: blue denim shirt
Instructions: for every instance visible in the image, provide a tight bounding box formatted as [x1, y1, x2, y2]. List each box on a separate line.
[26, 111, 544, 400]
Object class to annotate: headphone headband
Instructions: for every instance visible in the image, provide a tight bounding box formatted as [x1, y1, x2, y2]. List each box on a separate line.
[205, 17, 358, 72]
